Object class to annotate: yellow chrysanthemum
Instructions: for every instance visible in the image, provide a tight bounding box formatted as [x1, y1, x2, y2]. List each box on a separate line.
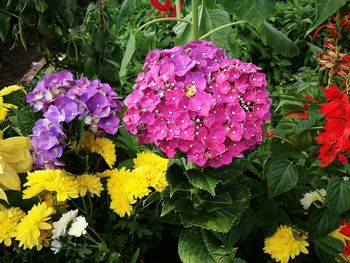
[0, 207, 25, 246]
[15, 202, 55, 250]
[124, 168, 151, 199]
[264, 225, 309, 263]
[0, 136, 33, 202]
[133, 151, 168, 192]
[0, 85, 22, 122]
[107, 168, 135, 217]
[76, 174, 103, 197]
[23, 170, 79, 201]
[81, 132, 116, 168]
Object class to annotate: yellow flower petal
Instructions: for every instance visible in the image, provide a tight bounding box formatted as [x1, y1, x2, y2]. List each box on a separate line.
[0, 85, 22, 96]
[0, 187, 8, 203]
[0, 158, 20, 191]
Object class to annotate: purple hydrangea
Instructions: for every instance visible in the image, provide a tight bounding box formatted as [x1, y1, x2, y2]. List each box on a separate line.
[123, 40, 272, 168]
[27, 71, 123, 168]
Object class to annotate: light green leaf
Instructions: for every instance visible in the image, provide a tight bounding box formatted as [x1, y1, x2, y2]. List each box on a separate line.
[222, 0, 275, 27]
[178, 228, 239, 263]
[307, 0, 349, 35]
[258, 22, 299, 57]
[186, 169, 219, 196]
[119, 32, 136, 78]
[267, 159, 299, 198]
[327, 177, 350, 214]
[118, 0, 134, 26]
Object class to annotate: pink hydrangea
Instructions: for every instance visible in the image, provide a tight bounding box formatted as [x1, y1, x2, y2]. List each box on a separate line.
[123, 40, 272, 168]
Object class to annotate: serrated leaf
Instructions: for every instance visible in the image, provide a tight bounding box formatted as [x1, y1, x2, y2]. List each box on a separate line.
[308, 207, 339, 239]
[222, 0, 275, 28]
[119, 33, 136, 78]
[267, 159, 299, 198]
[174, 185, 250, 232]
[315, 236, 344, 256]
[178, 228, 238, 263]
[307, 0, 348, 35]
[186, 169, 219, 196]
[327, 177, 350, 214]
[294, 119, 316, 135]
[258, 22, 299, 57]
[166, 164, 192, 197]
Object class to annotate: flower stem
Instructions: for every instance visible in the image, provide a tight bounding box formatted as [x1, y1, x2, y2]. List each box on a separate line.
[136, 18, 192, 33]
[175, 0, 181, 19]
[200, 21, 246, 40]
[191, 0, 199, 40]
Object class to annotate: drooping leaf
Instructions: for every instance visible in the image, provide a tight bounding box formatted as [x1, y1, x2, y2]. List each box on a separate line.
[119, 32, 136, 78]
[258, 22, 299, 57]
[267, 158, 299, 198]
[327, 177, 350, 214]
[308, 207, 339, 239]
[222, 0, 275, 28]
[0, 14, 10, 42]
[178, 228, 239, 263]
[306, 0, 349, 35]
[118, 0, 135, 26]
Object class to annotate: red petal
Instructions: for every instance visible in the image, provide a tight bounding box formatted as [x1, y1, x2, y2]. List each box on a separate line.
[164, 0, 172, 11]
[150, 0, 167, 11]
[338, 154, 348, 164]
[312, 25, 326, 40]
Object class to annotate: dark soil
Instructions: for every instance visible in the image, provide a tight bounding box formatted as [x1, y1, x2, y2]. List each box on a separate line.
[0, 41, 41, 87]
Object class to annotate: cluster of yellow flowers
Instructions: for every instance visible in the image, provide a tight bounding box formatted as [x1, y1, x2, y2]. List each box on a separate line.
[0, 202, 54, 250]
[23, 169, 103, 201]
[263, 225, 309, 263]
[105, 151, 168, 217]
[80, 131, 116, 168]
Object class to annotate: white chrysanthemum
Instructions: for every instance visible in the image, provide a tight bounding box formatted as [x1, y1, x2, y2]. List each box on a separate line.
[52, 209, 78, 239]
[68, 216, 88, 237]
[300, 189, 326, 210]
[50, 239, 62, 254]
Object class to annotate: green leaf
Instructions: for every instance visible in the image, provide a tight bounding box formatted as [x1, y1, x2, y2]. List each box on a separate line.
[62, 151, 89, 175]
[129, 248, 139, 263]
[294, 119, 316, 135]
[267, 159, 299, 198]
[315, 236, 344, 256]
[166, 164, 192, 197]
[222, 0, 275, 28]
[119, 32, 136, 78]
[35, 0, 48, 12]
[118, 0, 134, 26]
[113, 128, 139, 157]
[94, 30, 104, 53]
[258, 22, 299, 57]
[186, 169, 219, 196]
[178, 228, 238, 263]
[306, 0, 349, 35]
[327, 177, 350, 214]
[174, 185, 250, 232]
[308, 207, 339, 239]
[0, 14, 10, 42]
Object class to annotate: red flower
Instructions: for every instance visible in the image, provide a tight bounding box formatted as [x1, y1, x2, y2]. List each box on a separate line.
[286, 95, 313, 120]
[150, 0, 184, 18]
[341, 222, 350, 237]
[344, 242, 350, 257]
[316, 85, 350, 167]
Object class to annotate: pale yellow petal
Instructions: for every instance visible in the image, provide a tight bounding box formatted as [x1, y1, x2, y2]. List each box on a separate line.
[0, 187, 8, 203]
[0, 159, 20, 190]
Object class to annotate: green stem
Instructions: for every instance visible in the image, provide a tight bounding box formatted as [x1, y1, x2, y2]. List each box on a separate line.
[175, 0, 181, 19]
[136, 18, 192, 33]
[200, 21, 246, 40]
[191, 0, 199, 40]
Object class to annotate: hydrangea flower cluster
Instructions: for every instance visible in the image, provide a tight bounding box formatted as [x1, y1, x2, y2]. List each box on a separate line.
[27, 70, 123, 168]
[124, 40, 272, 167]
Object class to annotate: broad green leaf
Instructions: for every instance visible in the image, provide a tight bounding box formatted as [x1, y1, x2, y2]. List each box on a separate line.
[166, 164, 192, 197]
[222, 0, 275, 28]
[0, 14, 10, 42]
[315, 236, 344, 256]
[294, 119, 316, 135]
[315, 246, 339, 263]
[267, 159, 299, 198]
[118, 0, 134, 26]
[306, 0, 349, 35]
[113, 128, 139, 157]
[258, 22, 299, 57]
[174, 185, 250, 232]
[308, 207, 339, 239]
[178, 228, 238, 263]
[186, 169, 219, 196]
[327, 177, 350, 214]
[119, 33, 136, 78]
[173, 8, 199, 45]
[35, 0, 48, 12]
